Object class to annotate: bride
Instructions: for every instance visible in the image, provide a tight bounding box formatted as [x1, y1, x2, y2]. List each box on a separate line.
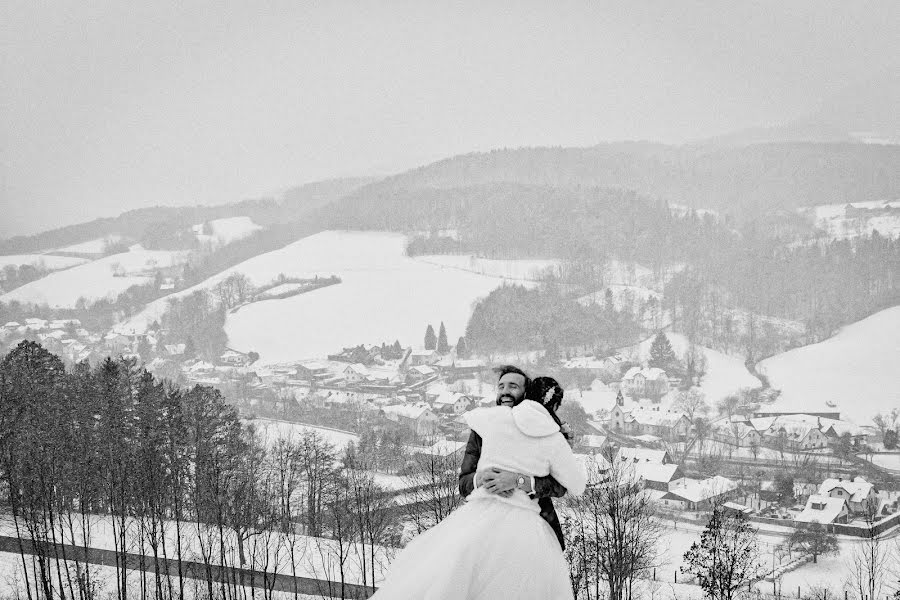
[371, 376, 585, 599]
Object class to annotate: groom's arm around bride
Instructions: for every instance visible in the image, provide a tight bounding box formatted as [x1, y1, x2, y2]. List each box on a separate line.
[458, 429, 569, 550]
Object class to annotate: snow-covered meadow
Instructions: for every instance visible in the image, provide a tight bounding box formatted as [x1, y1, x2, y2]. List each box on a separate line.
[623, 332, 762, 406]
[122, 231, 553, 363]
[247, 418, 359, 452]
[55, 235, 124, 255]
[0, 246, 187, 308]
[758, 305, 900, 425]
[801, 199, 900, 240]
[194, 216, 263, 247]
[0, 253, 89, 270]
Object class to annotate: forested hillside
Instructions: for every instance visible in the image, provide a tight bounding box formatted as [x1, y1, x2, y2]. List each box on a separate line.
[342, 142, 900, 218]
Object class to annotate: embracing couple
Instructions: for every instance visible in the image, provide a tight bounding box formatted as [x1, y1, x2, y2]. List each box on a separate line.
[371, 365, 586, 600]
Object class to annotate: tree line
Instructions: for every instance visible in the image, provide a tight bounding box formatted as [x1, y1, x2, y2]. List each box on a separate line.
[0, 341, 408, 600]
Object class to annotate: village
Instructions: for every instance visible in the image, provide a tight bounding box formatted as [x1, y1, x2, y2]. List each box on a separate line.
[6, 313, 899, 551]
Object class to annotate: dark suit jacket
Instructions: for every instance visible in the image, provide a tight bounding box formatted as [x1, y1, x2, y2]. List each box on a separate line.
[458, 430, 568, 550]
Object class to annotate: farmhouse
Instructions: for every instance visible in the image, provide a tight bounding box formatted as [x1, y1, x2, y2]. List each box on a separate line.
[608, 404, 690, 440]
[818, 477, 878, 516]
[620, 367, 670, 399]
[660, 476, 738, 511]
[431, 392, 473, 415]
[795, 495, 850, 524]
[616, 447, 673, 465]
[382, 403, 440, 437]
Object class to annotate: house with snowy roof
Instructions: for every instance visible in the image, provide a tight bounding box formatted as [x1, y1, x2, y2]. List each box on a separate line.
[407, 364, 436, 382]
[634, 462, 684, 492]
[609, 403, 690, 440]
[620, 367, 670, 399]
[818, 477, 878, 516]
[713, 420, 763, 448]
[343, 363, 371, 384]
[616, 447, 673, 465]
[431, 392, 473, 415]
[795, 495, 850, 524]
[660, 476, 738, 511]
[382, 403, 440, 437]
[409, 350, 438, 366]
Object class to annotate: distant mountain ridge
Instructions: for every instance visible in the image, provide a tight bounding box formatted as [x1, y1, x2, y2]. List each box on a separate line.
[4, 142, 899, 254]
[341, 142, 900, 218]
[0, 177, 374, 254]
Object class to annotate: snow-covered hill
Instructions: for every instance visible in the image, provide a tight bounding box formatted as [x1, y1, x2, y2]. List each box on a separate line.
[799, 199, 900, 240]
[0, 246, 187, 308]
[121, 231, 549, 363]
[622, 332, 762, 405]
[413, 254, 559, 281]
[0, 254, 89, 270]
[193, 216, 263, 247]
[758, 306, 900, 425]
[55, 235, 123, 255]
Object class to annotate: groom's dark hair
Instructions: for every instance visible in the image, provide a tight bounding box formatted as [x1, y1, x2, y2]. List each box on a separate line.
[494, 365, 531, 388]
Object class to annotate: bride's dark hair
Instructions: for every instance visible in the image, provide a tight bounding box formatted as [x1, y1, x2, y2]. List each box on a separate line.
[525, 376, 565, 428]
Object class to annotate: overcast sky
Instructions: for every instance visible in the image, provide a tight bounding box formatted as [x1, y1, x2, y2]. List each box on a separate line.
[2, 1, 898, 239]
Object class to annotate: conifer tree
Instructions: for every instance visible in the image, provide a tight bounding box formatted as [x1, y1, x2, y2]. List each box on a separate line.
[648, 332, 677, 372]
[437, 322, 450, 354]
[424, 325, 437, 350]
[456, 337, 468, 359]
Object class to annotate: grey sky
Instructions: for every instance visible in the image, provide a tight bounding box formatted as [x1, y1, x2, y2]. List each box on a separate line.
[2, 1, 898, 239]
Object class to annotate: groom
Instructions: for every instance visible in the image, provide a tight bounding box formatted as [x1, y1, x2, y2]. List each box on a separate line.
[457, 365, 568, 550]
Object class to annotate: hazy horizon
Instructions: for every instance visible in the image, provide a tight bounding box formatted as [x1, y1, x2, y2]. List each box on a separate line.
[3, 1, 899, 240]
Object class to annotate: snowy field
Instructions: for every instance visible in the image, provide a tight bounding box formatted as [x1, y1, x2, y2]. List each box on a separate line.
[413, 254, 560, 281]
[623, 332, 762, 405]
[122, 231, 549, 363]
[247, 418, 359, 452]
[0, 253, 89, 270]
[194, 216, 263, 246]
[0, 512, 394, 589]
[758, 306, 900, 425]
[55, 234, 123, 255]
[0, 552, 328, 600]
[801, 199, 900, 240]
[869, 453, 900, 471]
[0, 246, 187, 308]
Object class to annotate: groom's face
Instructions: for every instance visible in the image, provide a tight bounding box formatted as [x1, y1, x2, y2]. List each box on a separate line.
[496, 373, 526, 407]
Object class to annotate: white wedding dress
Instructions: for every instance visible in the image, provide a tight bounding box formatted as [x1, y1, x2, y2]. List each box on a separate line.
[371, 401, 586, 600]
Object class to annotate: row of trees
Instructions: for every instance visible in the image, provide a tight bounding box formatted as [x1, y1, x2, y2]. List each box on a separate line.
[465, 283, 642, 359]
[0, 341, 412, 600]
[665, 232, 900, 360]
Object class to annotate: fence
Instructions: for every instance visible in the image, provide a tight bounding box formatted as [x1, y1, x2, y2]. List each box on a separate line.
[0, 535, 375, 600]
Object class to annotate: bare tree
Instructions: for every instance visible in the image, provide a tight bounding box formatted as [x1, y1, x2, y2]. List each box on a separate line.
[673, 387, 709, 423]
[848, 515, 887, 600]
[562, 458, 662, 600]
[401, 446, 463, 534]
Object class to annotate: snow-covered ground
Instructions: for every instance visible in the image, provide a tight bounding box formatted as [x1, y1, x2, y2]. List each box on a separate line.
[194, 216, 263, 247]
[0, 553, 324, 600]
[247, 418, 359, 452]
[0, 512, 394, 589]
[55, 235, 123, 255]
[800, 199, 900, 240]
[758, 306, 900, 425]
[258, 282, 306, 297]
[868, 453, 900, 471]
[121, 231, 549, 363]
[413, 254, 560, 281]
[0, 253, 89, 270]
[0, 246, 187, 308]
[623, 332, 762, 406]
